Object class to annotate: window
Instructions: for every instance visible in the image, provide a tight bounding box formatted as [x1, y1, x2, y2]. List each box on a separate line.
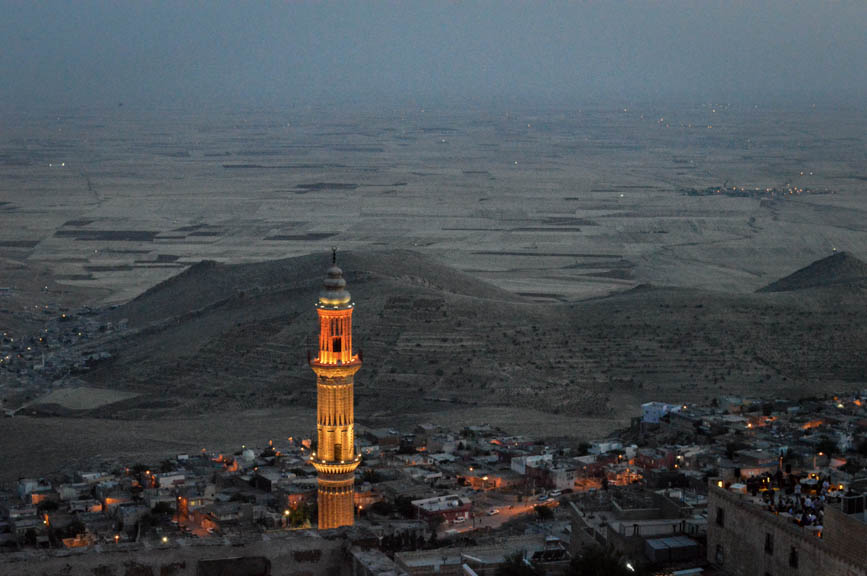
[333, 337, 342, 353]
[789, 547, 799, 569]
[715, 544, 724, 565]
[716, 506, 725, 527]
[764, 532, 774, 555]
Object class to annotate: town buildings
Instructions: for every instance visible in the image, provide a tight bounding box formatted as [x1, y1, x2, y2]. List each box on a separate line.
[3, 267, 867, 576]
[1, 388, 865, 574]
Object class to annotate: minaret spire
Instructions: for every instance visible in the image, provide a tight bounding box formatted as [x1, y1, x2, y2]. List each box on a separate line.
[309, 251, 361, 529]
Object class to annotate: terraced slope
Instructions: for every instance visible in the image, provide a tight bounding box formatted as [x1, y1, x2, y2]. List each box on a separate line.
[83, 251, 867, 420]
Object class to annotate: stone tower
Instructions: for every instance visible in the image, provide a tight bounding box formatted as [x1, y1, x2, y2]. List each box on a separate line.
[309, 251, 361, 529]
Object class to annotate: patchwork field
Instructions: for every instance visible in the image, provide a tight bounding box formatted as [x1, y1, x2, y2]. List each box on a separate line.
[1, 103, 865, 479]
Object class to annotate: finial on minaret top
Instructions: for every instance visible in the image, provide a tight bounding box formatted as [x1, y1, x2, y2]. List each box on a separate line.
[319, 247, 350, 307]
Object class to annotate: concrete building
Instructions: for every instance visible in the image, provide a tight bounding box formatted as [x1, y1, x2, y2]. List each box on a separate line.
[510, 454, 552, 475]
[17, 478, 52, 503]
[309, 251, 362, 530]
[151, 471, 186, 489]
[410, 494, 472, 524]
[642, 401, 683, 424]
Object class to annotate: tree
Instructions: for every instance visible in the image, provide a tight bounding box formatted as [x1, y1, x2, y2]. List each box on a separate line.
[567, 545, 643, 576]
[427, 516, 444, 533]
[36, 500, 59, 514]
[58, 519, 86, 539]
[370, 500, 395, 516]
[816, 436, 838, 456]
[362, 469, 383, 483]
[725, 440, 747, 460]
[303, 501, 317, 526]
[288, 506, 306, 527]
[534, 505, 554, 520]
[495, 551, 545, 576]
[394, 496, 416, 518]
[23, 528, 37, 547]
[151, 501, 174, 516]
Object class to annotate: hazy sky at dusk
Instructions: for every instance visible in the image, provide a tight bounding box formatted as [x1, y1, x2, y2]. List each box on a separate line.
[2, 1, 865, 110]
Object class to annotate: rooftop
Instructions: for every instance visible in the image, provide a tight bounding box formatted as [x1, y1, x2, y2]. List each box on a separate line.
[396, 535, 563, 568]
[410, 494, 471, 513]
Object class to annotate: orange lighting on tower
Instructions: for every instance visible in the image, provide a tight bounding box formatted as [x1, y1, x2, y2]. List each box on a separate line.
[308, 249, 361, 530]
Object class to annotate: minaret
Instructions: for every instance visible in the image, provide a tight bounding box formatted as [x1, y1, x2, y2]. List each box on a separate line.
[309, 249, 361, 529]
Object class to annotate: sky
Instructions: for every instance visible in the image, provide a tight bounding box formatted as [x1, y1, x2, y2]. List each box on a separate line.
[1, 1, 865, 110]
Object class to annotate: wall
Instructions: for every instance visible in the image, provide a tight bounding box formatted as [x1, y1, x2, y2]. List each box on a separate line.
[0, 533, 350, 576]
[822, 502, 867, 567]
[706, 481, 865, 576]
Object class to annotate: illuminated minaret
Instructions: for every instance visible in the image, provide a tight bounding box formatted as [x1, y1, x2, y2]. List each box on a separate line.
[309, 250, 361, 530]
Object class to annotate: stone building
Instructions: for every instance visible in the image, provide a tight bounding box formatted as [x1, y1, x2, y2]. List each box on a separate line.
[707, 479, 866, 576]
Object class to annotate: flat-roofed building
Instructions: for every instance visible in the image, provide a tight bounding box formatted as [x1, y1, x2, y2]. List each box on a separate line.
[395, 535, 568, 576]
[410, 494, 472, 524]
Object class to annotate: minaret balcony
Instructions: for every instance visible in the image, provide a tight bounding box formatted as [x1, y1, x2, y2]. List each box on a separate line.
[310, 355, 362, 377]
[309, 453, 362, 475]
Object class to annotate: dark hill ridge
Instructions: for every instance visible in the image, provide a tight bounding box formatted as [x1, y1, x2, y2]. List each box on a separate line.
[85, 250, 867, 421]
[109, 250, 521, 328]
[759, 251, 867, 293]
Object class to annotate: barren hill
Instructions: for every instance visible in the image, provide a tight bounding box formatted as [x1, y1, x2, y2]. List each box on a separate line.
[109, 250, 520, 328]
[80, 251, 867, 424]
[758, 251, 867, 293]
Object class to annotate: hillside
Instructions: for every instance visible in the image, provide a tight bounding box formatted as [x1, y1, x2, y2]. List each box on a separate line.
[76, 251, 867, 424]
[758, 251, 867, 293]
[108, 250, 520, 328]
